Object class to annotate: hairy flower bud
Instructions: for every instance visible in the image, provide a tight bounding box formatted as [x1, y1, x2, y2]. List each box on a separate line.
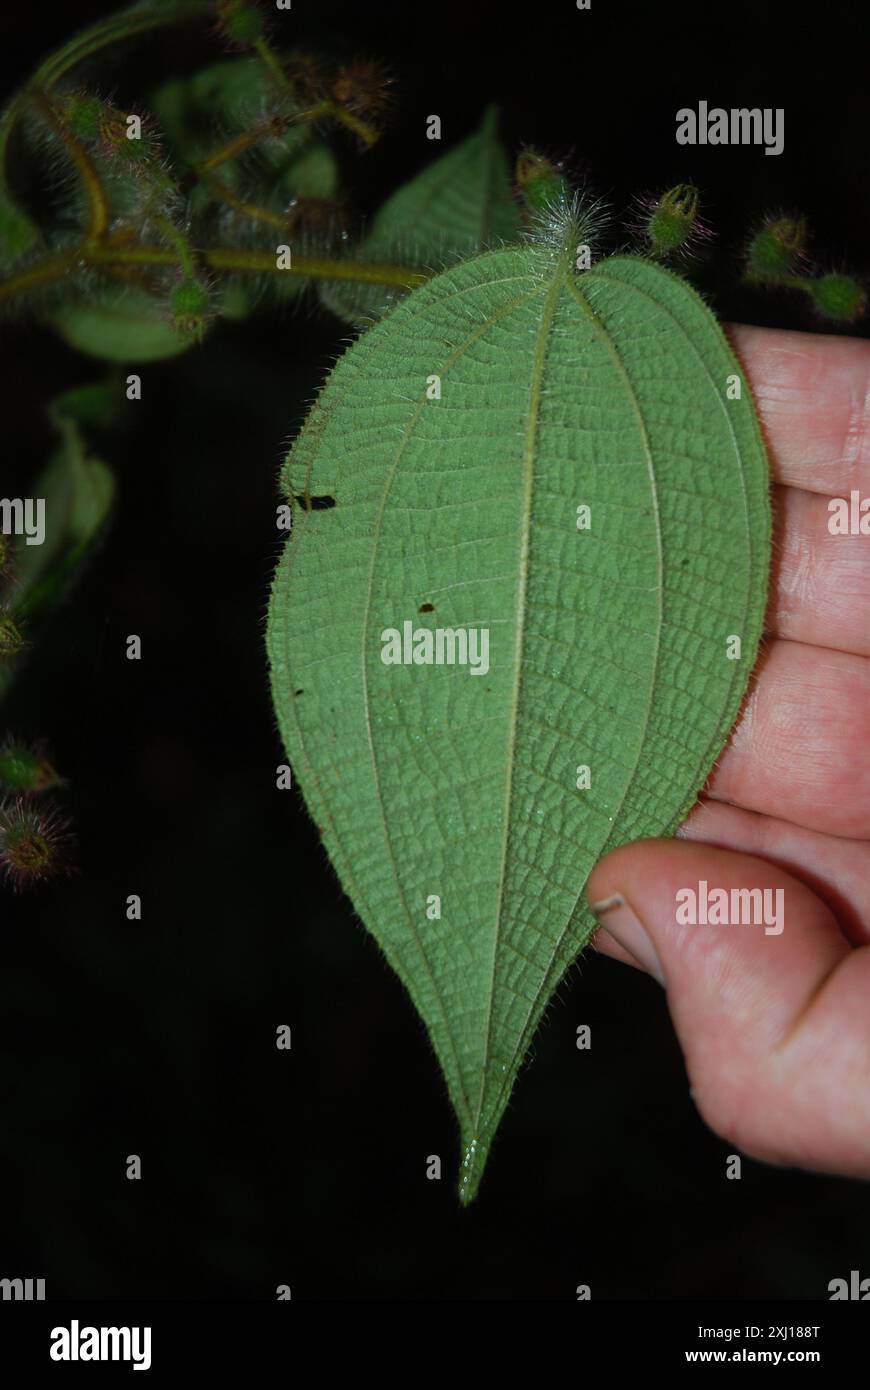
[0, 611, 25, 659]
[515, 149, 569, 216]
[215, 0, 265, 50]
[169, 277, 211, 340]
[0, 741, 61, 794]
[0, 797, 74, 890]
[808, 272, 866, 323]
[747, 216, 807, 279]
[646, 184, 701, 255]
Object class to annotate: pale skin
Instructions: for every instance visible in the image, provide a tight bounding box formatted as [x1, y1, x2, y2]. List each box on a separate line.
[588, 323, 870, 1181]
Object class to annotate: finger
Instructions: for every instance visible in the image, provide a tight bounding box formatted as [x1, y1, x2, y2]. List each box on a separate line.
[727, 323, 870, 497]
[588, 838, 870, 1179]
[707, 638, 870, 838]
[678, 798, 870, 946]
[768, 484, 870, 657]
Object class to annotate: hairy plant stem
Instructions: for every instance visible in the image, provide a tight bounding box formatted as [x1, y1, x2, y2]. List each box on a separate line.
[252, 35, 292, 95]
[31, 91, 109, 242]
[202, 173, 293, 230]
[196, 108, 321, 175]
[742, 271, 815, 295]
[0, 241, 430, 305]
[197, 94, 379, 176]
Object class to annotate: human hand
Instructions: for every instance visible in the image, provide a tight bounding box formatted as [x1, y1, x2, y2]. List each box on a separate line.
[588, 323, 870, 1180]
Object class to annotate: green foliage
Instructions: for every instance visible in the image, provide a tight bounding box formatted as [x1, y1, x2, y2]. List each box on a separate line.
[268, 218, 771, 1200]
[0, 187, 39, 267]
[320, 106, 521, 325]
[0, 7, 862, 338]
[6, 383, 116, 631]
[49, 287, 200, 362]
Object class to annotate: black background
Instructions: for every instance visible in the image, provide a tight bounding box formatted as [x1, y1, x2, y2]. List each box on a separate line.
[0, 0, 868, 1301]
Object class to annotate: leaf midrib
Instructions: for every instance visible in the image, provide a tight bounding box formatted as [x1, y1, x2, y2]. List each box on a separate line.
[469, 265, 668, 1147]
[471, 257, 569, 1142]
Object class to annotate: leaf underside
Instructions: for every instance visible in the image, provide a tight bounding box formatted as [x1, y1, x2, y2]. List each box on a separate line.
[267, 244, 771, 1202]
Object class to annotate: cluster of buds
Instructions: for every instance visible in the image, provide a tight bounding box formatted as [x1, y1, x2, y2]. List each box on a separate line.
[60, 91, 160, 168]
[0, 552, 74, 890]
[746, 214, 865, 324]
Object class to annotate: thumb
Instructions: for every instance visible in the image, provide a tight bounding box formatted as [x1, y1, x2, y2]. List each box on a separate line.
[586, 838, 870, 1179]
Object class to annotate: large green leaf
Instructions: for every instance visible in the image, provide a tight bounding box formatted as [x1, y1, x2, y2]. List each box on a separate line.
[320, 105, 521, 326]
[268, 233, 771, 1201]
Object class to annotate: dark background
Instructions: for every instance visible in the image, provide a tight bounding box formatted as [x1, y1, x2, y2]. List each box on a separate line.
[0, 0, 867, 1300]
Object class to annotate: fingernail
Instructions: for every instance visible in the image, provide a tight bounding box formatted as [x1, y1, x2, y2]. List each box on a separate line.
[590, 891, 665, 986]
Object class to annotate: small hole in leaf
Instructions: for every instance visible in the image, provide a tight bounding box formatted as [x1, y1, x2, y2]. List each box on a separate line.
[418, 602, 435, 613]
[294, 689, 304, 696]
[293, 494, 336, 510]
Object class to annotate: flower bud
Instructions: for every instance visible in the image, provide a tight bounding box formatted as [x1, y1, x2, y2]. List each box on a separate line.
[808, 272, 866, 323]
[169, 277, 211, 340]
[515, 150, 569, 216]
[0, 741, 61, 794]
[746, 216, 806, 278]
[0, 796, 74, 890]
[215, 0, 264, 50]
[646, 184, 701, 255]
[0, 611, 25, 659]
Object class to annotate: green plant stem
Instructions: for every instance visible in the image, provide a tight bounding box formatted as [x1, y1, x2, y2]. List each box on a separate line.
[252, 35, 292, 94]
[202, 174, 292, 230]
[203, 248, 427, 286]
[195, 115, 304, 175]
[154, 217, 197, 279]
[0, 250, 81, 301]
[321, 99, 381, 147]
[0, 241, 430, 305]
[742, 271, 814, 294]
[31, 91, 109, 242]
[196, 96, 377, 177]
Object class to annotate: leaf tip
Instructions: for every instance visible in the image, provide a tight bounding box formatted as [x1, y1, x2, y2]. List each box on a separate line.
[457, 1133, 490, 1207]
